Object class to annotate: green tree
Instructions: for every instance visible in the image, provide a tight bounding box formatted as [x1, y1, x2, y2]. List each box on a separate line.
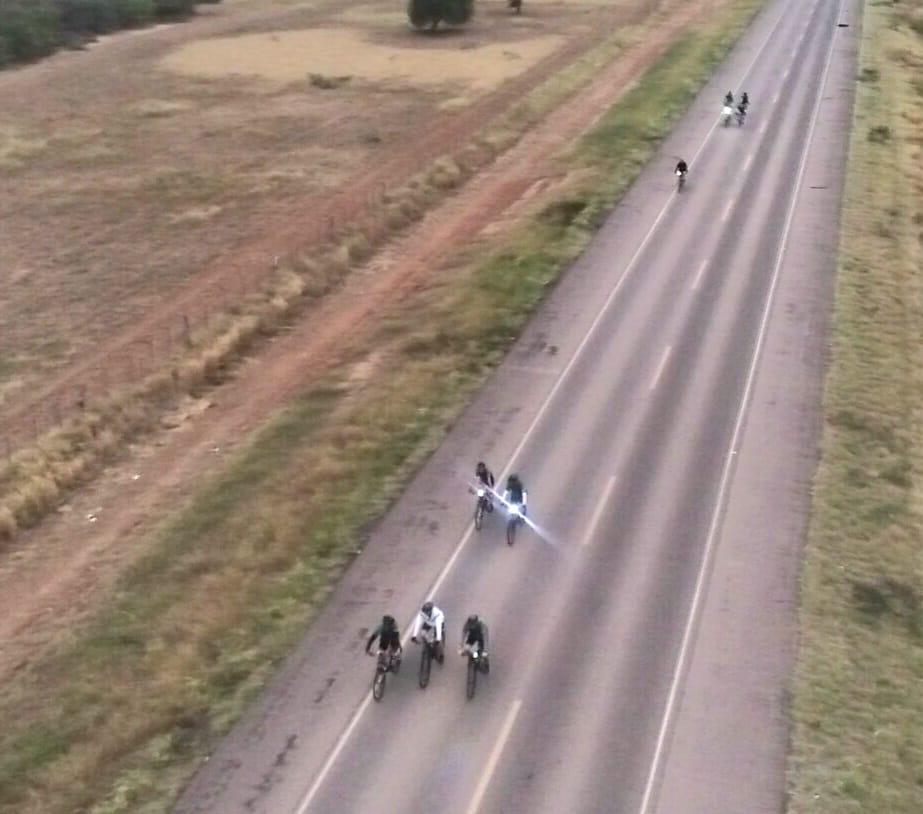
[407, 0, 473, 30]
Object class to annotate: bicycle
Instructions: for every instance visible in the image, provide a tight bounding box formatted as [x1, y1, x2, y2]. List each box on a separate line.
[474, 486, 491, 531]
[461, 642, 489, 700]
[416, 629, 442, 689]
[371, 648, 401, 702]
[506, 503, 525, 546]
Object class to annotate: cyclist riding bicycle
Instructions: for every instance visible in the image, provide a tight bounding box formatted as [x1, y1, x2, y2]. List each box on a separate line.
[474, 461, 496, 512]
[724, 90, 734, 106]
[411, 601, 446, 664]
[459, 614, 490, 672]
[504, 473, 528, 514]
[365, 614, 402, 661]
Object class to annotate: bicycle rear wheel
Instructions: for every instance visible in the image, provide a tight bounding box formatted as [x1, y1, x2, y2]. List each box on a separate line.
[466, 656, 477, 700]
[506, 518, 516, 546]
[474, 501, 484, 531]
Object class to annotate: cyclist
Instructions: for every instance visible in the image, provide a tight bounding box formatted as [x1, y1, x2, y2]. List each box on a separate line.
[365, 614, 402, 664]
[740, 91, 749, 110]
[459, 614, 490, 672]
[504, 473, 528, 515]
[724, 90, 734, 106]
[675, 158, 688, 177]
[412, 601, 446, 664]
[474, 461, 496, 512]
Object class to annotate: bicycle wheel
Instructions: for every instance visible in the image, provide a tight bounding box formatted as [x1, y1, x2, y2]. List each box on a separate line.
[466, 655, 477, 700]
[474, 501, 484, 531]
[506, 517, 516, 546]
[419, 644, 431, 689]
[372, 669, 386, 702]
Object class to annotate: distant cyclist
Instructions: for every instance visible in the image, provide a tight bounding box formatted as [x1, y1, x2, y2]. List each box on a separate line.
[675, 158, 688, 177]
[724, 90, 734, 106]
[740, 91, 749, 110]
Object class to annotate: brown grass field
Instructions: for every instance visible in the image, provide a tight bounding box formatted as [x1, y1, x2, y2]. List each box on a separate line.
[0, 0, 647, 442]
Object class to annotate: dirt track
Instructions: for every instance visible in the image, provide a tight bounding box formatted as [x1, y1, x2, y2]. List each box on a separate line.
[0, 0, 712, 683]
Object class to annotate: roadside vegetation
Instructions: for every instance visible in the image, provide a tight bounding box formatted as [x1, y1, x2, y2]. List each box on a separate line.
[787, 1, 923, 811]
[0, 0, 218, 67]
[0, 0, 765, 811]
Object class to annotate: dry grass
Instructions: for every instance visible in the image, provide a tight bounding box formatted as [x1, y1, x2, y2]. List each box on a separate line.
[0, 4, 646, 545]
[0, 3, 766, 811]
[786, 1, 923, 812]
[0, 0, 625, 417]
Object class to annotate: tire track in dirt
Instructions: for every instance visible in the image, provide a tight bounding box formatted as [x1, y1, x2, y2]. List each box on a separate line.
[0, 0, 714, 683]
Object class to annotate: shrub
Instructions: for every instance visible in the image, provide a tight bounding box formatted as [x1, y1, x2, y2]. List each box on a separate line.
[0, 0, 60, 64]
[153, 0, 196, 17]
[114, 0, 155, 26]
[57, 0, 120, 34]
[407, 0, 473, 30]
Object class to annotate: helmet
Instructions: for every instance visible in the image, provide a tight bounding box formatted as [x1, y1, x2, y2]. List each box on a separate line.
[421, 601, 434, 615]
[476, 461, 487, 475]
[382, 614, 396, 629]
[508, 473, 521, 486]
[467, 614, 479, 626]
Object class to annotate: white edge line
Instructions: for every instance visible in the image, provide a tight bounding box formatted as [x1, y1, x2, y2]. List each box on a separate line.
[464, 699, 523, 814]
[649, 345, 672, 392]
[759, 120, 769, 135]
[635, 0, 845, 811]
[720, 198, 735, 223]
[581, 476, 618, 547]
[691, 259, 708, 291]
[293, 4, 794, 811]
[743, 153, 754, 172]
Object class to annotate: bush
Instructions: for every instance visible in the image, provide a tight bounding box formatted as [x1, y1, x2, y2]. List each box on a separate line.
[57, 0, 119, 34]
[0, 0, 215, 67]
[153, 0, 196, 17]
[407, 0, 473, 30]
[114, 0, 155, 26]
[0, 0, 59, 64]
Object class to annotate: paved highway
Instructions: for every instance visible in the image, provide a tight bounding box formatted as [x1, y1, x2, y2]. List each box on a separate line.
[175, 0, 860, 811]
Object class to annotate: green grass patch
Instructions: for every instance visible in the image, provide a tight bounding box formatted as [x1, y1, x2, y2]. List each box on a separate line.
[0, 1, 767, 811]
[787, 1, 923, 812]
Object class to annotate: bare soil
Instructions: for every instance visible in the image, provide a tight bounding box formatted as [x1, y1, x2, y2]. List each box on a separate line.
[0, 0, 715, 682]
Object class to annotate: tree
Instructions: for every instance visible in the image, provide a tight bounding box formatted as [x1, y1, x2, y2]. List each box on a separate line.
[407, 0, 473, 31]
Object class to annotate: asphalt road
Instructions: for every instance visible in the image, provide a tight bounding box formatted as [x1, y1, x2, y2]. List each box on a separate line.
[175, 0, 860, 811]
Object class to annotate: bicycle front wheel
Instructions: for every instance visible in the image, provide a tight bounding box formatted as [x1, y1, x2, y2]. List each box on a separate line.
[466, 656, 477, 700]
[372, 669, 386, 701]
[419, 645, 432, 689]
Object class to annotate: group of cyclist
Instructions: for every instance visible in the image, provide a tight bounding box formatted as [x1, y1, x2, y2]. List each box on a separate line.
[366, 604, 490, 674]
[674, 90, 750, 184]
[366, 461, 527, 681]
